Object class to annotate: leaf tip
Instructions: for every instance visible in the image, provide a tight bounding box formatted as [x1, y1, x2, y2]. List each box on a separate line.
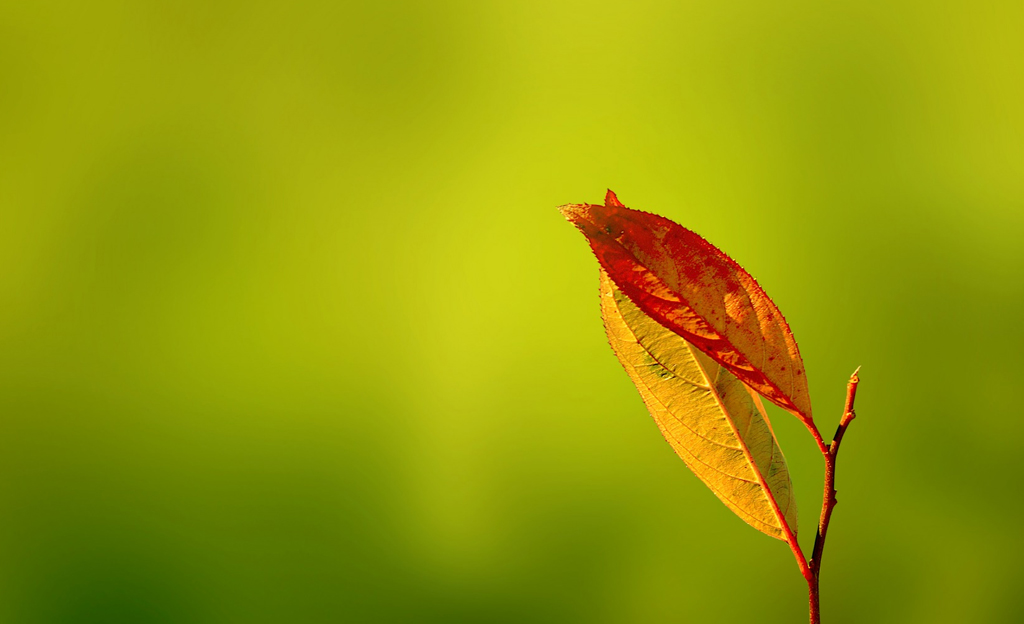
[557, 202, 588, 224]
[605, 189, 625, 208]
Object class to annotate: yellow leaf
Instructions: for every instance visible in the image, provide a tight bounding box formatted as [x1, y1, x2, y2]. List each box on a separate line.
[600, 270, 798, 540]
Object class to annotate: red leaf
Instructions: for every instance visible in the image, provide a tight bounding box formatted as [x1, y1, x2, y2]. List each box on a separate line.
[560, 191, 814, 426]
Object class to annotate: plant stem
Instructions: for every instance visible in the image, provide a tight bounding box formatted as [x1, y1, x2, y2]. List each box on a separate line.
[805, 368, 860, 624]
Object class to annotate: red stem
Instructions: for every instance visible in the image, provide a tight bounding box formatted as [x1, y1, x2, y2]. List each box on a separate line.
[800, 368, 860, 624]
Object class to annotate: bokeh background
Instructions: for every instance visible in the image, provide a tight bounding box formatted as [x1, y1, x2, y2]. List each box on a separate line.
[2, 1, 1023, 623]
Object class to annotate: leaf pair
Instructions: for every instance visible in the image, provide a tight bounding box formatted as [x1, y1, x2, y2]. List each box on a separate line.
[560, 191, 812, 541]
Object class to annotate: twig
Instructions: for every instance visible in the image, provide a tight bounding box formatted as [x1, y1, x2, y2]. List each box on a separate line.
[805, 368, 860, 624]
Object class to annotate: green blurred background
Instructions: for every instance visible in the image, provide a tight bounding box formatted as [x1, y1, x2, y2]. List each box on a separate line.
[2, 1, 1023, 623]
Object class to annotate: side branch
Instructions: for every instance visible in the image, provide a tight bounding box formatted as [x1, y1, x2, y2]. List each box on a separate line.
[807, 368, 860, 624]
[813, 367, 859, 570]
